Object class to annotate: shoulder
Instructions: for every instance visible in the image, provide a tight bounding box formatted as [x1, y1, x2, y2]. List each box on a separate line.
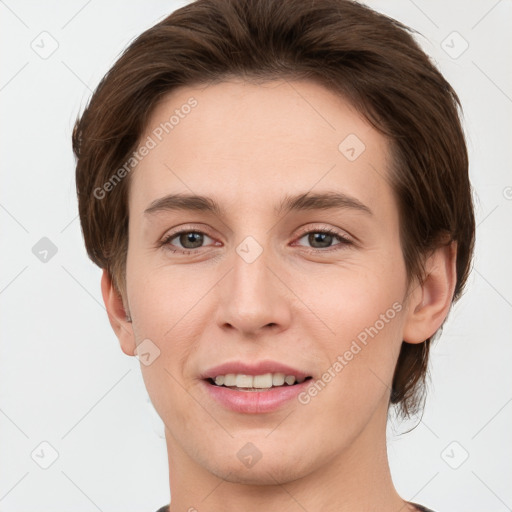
[410, 503, 437, 512]
[152, 504, 437, 512]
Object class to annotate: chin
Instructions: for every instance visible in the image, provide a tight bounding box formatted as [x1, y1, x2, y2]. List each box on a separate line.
[205, 455, 312, 486]
[187, 432, 323, 485]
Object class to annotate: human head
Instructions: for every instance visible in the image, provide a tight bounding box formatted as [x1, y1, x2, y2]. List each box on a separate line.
[72, 0, 474, 424]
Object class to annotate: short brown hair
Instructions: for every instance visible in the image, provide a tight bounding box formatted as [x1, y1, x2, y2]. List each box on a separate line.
[72, 0, 475, 418]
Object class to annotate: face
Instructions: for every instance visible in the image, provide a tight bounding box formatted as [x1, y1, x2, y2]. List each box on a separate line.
[122, 79, 412, 484]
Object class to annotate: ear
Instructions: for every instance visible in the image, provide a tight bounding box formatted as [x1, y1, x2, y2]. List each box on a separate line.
[100, 269, 136, 356]
[402, 241, 457, 344]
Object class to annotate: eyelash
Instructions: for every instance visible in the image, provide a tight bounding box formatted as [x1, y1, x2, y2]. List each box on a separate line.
[158, 226, 353, 255]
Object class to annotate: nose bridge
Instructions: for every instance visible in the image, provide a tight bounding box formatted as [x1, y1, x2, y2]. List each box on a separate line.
[234, 235, 270, 296]
[218, 233, 290, 335]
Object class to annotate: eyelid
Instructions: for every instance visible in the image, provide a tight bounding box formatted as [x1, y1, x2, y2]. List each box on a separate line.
[159, 223, 216, 241]
[158, 224, 218, 249]
[159, 222, 355, 254]
[295, 223, 354, 243]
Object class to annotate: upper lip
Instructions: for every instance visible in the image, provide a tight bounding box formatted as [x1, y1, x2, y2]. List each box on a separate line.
[201, 360, 311, 380]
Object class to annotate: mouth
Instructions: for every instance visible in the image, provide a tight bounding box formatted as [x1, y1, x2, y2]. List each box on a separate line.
[201, 370, 314, 414]
[200, 360, 314, 413]
[205, 373, 313, 392]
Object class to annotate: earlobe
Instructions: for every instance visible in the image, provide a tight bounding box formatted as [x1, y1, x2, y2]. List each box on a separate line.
[403, 241, 457, 344]
[100, 269, 137, 356]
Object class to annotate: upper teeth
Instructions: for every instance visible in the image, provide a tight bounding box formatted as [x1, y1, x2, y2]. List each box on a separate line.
[213, 373, 304, 388]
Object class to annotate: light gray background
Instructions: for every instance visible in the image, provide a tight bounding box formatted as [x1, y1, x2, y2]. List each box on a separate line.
[1, 1, 511, 511]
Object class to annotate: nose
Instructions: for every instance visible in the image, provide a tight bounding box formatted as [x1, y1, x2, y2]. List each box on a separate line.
[216, 243, 292, 337]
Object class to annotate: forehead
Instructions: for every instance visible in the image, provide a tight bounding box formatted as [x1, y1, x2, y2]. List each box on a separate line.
[129, 79, 393, 216]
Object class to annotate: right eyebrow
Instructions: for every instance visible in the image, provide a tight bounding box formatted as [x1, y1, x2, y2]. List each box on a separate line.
[144, 193, 223, 217]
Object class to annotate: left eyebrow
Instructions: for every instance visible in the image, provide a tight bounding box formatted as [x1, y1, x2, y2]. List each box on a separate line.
[275, 191, 373, 216]
[143, 191, 373, 217]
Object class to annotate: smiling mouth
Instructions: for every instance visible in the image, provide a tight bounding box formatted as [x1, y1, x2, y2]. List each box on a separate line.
[206, 373, 313, 392]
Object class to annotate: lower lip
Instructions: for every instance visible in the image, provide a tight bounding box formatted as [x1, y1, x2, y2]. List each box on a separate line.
[201, 378, 312, 414]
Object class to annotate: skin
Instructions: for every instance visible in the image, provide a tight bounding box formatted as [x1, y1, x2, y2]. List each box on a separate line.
[101, 79, 457, 512]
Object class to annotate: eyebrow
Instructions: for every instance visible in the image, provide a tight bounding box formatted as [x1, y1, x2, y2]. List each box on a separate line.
[144, 191, 373, 217]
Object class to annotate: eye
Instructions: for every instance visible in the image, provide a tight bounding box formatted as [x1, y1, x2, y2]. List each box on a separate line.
[160, 230, 216, 254]
[158, 226, 353, 255]
[294, 227, 352, 252]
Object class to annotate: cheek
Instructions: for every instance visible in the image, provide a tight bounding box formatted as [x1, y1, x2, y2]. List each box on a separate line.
[127, 257, 212, 337]
[301, 256, 406, 337]
[293, 270, 406, 442]
[296, 255, 407, 392]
